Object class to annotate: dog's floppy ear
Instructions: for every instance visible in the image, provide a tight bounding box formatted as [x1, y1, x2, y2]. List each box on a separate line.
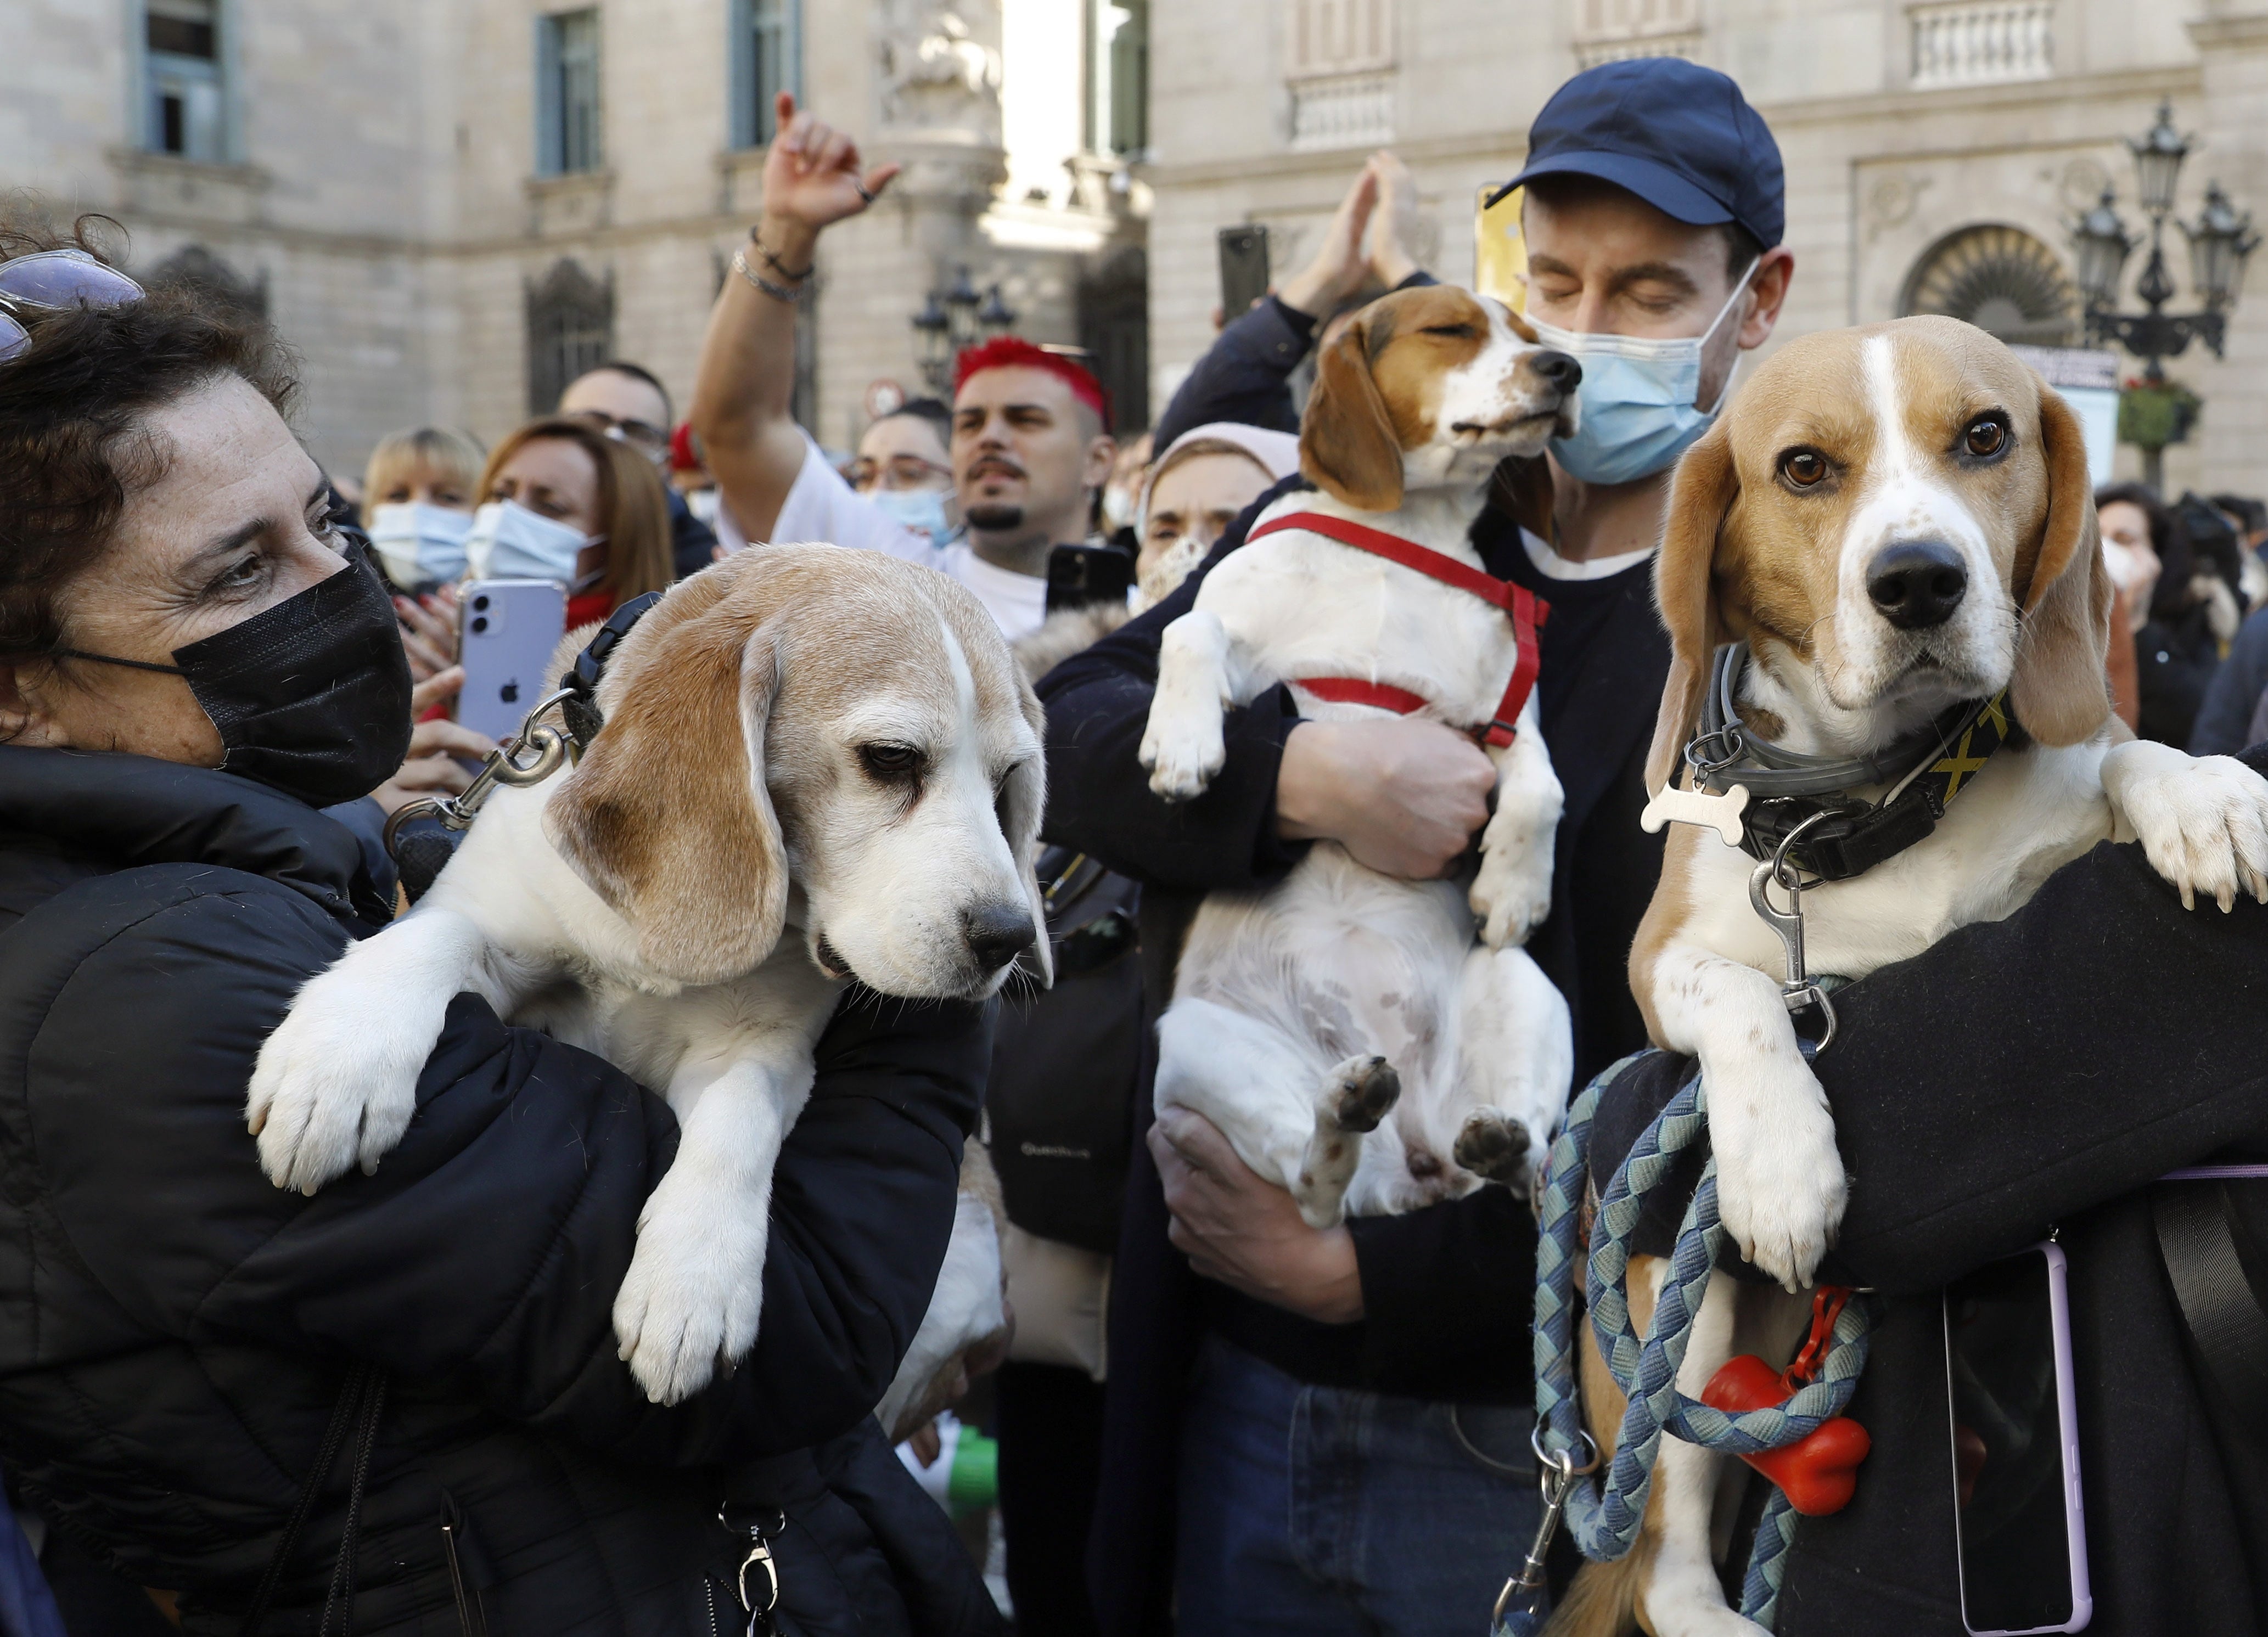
[1301, 305, 1404, 511]
[543, 597, 788, 985]
[1491, 454, 1557, 544]
[1644, 419, 1739, 796]
[2009, 378, 2113, 746]
[1004, 686, 1054, 989]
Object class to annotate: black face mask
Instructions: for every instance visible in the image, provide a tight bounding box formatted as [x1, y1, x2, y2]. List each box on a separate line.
[56, 547, 414, 806]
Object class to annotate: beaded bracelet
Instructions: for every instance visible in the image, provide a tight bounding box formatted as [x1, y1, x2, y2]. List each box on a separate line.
[749, 230, 813, 283]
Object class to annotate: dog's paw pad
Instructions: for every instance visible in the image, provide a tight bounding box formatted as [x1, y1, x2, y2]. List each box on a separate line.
[1453, 1108, 1533, 1188]
[1321, 1054, 1400, 1133]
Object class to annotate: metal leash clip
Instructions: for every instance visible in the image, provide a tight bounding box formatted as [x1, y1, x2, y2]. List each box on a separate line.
[1492, 1427, 1601, 1632]
[381, 686, 577, 862]
[723, 1507, 786, 1637]
[1748, 808, 1839, 1054]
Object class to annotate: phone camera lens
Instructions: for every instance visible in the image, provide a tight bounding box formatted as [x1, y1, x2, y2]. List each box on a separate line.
[469, 616, 490, 634]
[472, 595, 491, 611]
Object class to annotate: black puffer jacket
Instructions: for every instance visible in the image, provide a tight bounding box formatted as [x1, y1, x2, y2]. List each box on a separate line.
[0, 746, 1001, 1636]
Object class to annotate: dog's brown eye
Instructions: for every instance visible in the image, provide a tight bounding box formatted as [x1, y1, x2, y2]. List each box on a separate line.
[858, 743, 924, 781]
[1422, 323, 1477, 339]
[1964, 418, 2007, 458]
[1779, 449, 1828, 488]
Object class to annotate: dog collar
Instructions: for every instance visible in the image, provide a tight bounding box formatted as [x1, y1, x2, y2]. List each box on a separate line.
[559, 590, 665, 753]
[1681, 643, 2020, 882]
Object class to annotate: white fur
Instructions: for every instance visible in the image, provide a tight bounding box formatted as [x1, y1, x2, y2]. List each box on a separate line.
[1638, 336, 2268, 1636]
[247, 604, 1042, 1408]
[873, 1188, 1008, 1439]
[1138, 295, 1575, 1222]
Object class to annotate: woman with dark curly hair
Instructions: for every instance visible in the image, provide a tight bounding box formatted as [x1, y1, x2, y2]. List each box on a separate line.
[2097, 481, 2223, 748]
[0, 218, 1001, 1635]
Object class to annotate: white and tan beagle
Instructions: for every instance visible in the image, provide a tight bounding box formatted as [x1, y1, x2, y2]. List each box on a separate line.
[248, 547, 1045, 1409]
[1558, 316, 2268, 1637]
[1137, 284, 1581, 1224]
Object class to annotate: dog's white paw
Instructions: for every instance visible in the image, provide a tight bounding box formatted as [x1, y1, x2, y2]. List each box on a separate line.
[246, 966, 434, 1196]
[1709, 1060, 1847, 1292]
[1469, 843, 1553, 948]
[611, 1174, 768, 1406]
[1642, 1597, 1771, 1637]
[2107, 744, 2268, 912]
[1139, 715, 1225, 803]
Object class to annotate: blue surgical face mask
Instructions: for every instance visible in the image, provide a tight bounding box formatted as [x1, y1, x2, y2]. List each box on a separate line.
[464, 498, 600, 585]
[869, 486, 953, 547]
[1530, 258, 1759, 487]
[367, 502, 473, 589]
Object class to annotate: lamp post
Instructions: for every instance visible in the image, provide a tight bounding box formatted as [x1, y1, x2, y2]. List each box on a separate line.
[2069, 100, 2258, 491]
[909, 266, 1018, 396]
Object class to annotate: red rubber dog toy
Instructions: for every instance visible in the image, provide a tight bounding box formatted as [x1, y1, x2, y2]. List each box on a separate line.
[1699, 1287, 1871, 1517]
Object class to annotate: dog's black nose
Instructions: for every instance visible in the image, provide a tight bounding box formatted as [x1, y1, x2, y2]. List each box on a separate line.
[963, 903, 1036, 973]
[1531, 351, 1581, 391]
[1866, 541, 1969, 629]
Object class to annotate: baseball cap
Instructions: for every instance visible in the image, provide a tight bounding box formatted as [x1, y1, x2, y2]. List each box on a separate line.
[1487, 59, 1784, 250]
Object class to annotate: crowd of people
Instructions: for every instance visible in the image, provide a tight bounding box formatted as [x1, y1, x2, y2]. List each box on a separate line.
[0, 50, 2260, 1637]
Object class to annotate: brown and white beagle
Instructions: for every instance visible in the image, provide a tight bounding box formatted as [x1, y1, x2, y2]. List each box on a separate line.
[1557, 316, 2268, 1636]
[249, 545, 1043, 1409]
[1137, 284, 1580, 1225]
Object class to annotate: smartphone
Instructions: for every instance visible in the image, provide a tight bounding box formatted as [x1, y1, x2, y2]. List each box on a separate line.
[1943, 1243, 2092, 1635]
[1475, 183, 1528, 312]
[456, 579, 567, 742]
[1217, 224, 1271, 321]
[1046, 543, 1135, 614]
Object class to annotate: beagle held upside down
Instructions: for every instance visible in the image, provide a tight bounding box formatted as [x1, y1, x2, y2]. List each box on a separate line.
[1137, 284, 1580, 1227]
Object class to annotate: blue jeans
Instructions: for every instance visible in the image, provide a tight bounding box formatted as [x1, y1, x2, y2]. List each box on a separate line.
[1174, 1334, 1540, 1636]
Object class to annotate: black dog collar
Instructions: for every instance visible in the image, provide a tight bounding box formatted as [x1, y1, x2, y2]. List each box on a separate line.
[558, 590, 664, 753]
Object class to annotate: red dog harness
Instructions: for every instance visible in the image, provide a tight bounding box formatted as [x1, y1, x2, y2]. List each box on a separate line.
[1245, 510, 1550, 748]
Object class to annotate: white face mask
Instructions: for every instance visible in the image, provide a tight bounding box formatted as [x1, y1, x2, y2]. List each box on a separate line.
[869, 486, 954, 546]
[464, 498, 600, 586]
[367, 502, 473, 589]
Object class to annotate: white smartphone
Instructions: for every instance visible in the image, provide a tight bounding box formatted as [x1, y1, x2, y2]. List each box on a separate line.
[456, 579, 566, 742]
[1944, 1241, 2092, 1635]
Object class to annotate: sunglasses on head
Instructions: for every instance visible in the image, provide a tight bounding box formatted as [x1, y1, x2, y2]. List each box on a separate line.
[0, 250, 147, 362]
[568, 408, 670, 453]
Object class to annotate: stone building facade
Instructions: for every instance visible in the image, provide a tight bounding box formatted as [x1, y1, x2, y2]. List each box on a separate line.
[1146, 0, 2268, 496]
[4, 0, 1150, 481]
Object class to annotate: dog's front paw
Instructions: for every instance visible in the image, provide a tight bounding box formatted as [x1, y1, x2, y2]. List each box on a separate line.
[2106, 742, 2268, 912]
[1469, 843, 1553, 948]
[1139, 714, 1225, 802]
[1710, 1064, 1846, 1292]
[246, 968, 432, 1196]
[1453, 1106, 1536, 1192]
[611, 1177, 768, 1406]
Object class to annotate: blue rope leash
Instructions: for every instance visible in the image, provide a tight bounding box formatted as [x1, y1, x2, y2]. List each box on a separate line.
[1505, 1051, 1873, 1634]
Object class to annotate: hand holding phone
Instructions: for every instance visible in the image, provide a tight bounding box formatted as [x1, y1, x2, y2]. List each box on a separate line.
[1217, 226, 1271, 323]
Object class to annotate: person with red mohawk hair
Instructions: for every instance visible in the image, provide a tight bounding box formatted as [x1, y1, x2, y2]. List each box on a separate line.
[690, 91, 1118, 639]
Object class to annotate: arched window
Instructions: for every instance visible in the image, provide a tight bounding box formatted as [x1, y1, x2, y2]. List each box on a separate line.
[1900, 225, 2077, 347]
[524, 258, 613, 415]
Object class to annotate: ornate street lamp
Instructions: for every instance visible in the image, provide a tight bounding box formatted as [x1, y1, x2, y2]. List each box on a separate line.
[908, 266, 1014, 395]
[2183, 182, 2260, 314]
[979, 284, 1017, 337]
[2069, 99, 2257, 489]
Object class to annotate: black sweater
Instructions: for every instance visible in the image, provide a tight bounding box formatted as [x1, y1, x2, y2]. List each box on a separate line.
[1592, 763, 2268, 1635]
[0, 747, 999, 1636]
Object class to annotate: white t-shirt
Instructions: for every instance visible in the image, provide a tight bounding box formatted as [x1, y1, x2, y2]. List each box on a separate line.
[717, 434, 1051, 639]
[1522, 528, 1654, 583]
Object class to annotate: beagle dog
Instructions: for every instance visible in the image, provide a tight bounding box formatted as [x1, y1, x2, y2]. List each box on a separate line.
[1559, 316, 2268, 1636]
[1136, 284, 1580, 1225]
[248, 547, 1046, 1408]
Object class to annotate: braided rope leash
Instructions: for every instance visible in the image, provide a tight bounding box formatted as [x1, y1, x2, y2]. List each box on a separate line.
[1506, 1053, 1874, 1634]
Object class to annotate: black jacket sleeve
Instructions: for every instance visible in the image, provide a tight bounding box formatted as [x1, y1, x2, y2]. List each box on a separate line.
[31, 874, 985, 1467]
[1036, 476, 1313, 891]
[1592, 819, 2268, 1295]
[1152, 296, 1315, 450]
[2191, 606, 2268, 755]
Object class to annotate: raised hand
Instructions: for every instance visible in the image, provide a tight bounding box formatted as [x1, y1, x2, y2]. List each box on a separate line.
[1365, 150, 1422, 288]
[1277, 160, 1380, 319]
[758, 91, 902, 240]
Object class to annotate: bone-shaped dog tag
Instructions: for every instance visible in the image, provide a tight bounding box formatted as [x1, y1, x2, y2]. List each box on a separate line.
[1640, 782, 1750, 846]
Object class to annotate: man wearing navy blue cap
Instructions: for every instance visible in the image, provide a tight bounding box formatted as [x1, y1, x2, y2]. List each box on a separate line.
[1037, 60, 1799, 1637]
